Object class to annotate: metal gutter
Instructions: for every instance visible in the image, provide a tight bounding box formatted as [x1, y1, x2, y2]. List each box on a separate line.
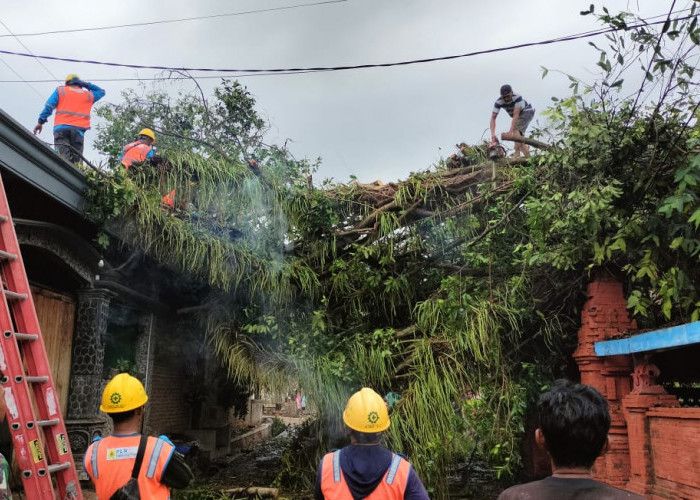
[595, 321, 700, 356]
[0, 107, 86, 214]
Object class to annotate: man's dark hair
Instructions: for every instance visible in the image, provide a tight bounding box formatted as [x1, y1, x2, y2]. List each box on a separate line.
[349, 429, 382, 444]
[538, 379, 610, 468]
[109, 409, 136, 424]
[500, 84, 513, 95]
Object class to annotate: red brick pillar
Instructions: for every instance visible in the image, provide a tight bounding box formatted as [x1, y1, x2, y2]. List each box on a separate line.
[622, 361, 679, 496]
[573, 276, 636, 487]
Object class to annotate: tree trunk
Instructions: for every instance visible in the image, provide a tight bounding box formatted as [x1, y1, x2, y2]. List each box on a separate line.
[500, 133, 552, 150]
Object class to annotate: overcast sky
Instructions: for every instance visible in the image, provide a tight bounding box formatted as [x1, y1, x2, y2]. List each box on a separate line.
[0, 1, 674, 183]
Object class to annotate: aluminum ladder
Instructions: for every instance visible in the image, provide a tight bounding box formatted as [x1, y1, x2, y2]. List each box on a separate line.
[0, 172, 82, 499]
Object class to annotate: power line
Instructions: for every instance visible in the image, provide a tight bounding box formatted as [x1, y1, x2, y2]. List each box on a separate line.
[0, 18, 47, 101]
[0, 57, 45, 99]
[0, 17, 60, 82]
[0, 13, 695, 79]
[0, 0, 348, 39]
[0, 70, 331, 83]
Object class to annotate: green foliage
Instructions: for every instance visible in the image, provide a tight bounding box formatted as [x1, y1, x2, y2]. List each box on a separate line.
[177, 485, 230, 500]
[270, 417, 288, 438]
[534, 2, 700, 322]
[463, 363, 548, 478]
[113, 358, 137, 375]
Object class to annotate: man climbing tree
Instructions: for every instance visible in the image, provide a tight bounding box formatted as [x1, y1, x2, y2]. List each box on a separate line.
[120, 128, 156, 170]
[489, 84, 535, 158]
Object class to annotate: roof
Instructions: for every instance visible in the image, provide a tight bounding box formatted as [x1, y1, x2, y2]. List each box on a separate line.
[0, 107, 86, 214]
[595, 321, 700, 356]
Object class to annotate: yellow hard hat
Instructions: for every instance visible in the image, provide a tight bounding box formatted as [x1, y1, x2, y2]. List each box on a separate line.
[65, 74, 80, 83]
[100, 373, 148, 413]
[343, 387, 390, 433]
[138, 128, 156, 143]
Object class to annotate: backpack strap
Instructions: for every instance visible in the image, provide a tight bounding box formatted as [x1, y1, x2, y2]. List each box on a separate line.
[131, 435, 149, 479]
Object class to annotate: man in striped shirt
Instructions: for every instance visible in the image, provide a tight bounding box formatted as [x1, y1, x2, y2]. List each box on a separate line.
[490, 84, 535, 158]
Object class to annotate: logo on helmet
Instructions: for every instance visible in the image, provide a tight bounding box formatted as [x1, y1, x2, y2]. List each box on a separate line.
[110, 393, 122, 405]
[367, 411, 379, 424]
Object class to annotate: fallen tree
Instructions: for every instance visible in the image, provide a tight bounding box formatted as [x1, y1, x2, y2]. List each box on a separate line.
[86, 5, 700, 497]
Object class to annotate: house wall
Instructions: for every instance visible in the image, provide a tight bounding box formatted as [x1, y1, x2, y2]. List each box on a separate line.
[145, 326, 191, 434]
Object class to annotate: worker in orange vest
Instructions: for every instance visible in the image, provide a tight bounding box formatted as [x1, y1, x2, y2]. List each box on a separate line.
[117, 129, 176, 208]
[161, 188, 178, 209]
[84, 373, 192, 499]
[33, 74, 105, 163]
[315, 388, 429, 499]
[119, 128, 156, 169]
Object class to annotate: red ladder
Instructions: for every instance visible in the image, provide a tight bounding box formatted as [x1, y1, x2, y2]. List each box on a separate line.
[0, 172, 82, 499]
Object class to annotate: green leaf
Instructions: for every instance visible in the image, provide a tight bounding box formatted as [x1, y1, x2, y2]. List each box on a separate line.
[662, 298, 672, 319]
[669, 237, 685, 250]
[96, 233, 110, 249]
[688, 208, 700, 229]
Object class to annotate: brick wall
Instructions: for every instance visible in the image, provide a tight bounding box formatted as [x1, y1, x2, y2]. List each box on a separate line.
[646, 408, 700, 499]
[573, 276, 700, 499]
[144, 332, 191, 434]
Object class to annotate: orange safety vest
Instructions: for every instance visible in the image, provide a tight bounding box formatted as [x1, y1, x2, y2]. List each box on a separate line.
[161, 189, 177, 208]
[84, 434, 174, 499]
[121, 141, 153, 169]
[54, 85, 95, 128]
[320, 450, 411, 500]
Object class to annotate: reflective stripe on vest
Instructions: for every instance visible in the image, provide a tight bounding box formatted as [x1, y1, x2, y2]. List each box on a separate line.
[333, 449, 341, 482]
[385, 454, 403, 485]
[90, 440, 100, 479]
[121, 141, 153, 169]
[147, 438, 166, 478]
[321, 450, 412, 499]
[84, 434, 173, 500]
[55, 85, 94, 128]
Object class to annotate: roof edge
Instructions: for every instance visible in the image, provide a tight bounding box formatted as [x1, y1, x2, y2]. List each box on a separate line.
[0, 107, 87, 214]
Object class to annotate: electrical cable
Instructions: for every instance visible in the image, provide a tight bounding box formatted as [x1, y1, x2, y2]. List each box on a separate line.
[0, 17, 60, 82]
[0, 14, 695, 76]
[0, 56, 45, 98]
[0, 69, 331, 83]
[0, 0, 348, 38]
